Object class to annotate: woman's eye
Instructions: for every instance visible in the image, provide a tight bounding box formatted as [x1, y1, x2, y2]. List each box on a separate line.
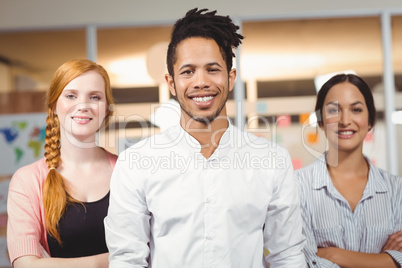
[66, 94, 76, 99]
[91, 95, 101, 100]
[353, 108, 363, 113]
[327, 108, 338, 114]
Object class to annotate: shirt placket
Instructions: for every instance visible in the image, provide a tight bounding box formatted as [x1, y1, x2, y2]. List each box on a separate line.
[203, 157, 217, 268]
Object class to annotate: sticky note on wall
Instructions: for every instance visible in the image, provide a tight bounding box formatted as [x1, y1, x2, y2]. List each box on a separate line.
[292, 158, 303, 170]
[307, 132, 319, 144]
[277, 115, 291, 127]
[364, 131, 374, 142]
[299, 113, 310, 124]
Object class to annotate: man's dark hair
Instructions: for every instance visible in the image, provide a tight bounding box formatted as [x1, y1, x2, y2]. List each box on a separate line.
[166, 8, 244, 76]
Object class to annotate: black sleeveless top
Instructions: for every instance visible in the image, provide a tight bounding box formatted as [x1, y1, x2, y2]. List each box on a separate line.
[47, 192, 110, 257]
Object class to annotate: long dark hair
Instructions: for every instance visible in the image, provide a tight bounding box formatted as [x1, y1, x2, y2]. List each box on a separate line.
[315, 73, 376, 128]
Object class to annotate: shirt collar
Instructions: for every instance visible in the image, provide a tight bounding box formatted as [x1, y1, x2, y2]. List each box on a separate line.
[311, 154, 388, 195]
[365, 158, 388, 194]
[166, 118, 233, 157]
[312, 154, 330, 190]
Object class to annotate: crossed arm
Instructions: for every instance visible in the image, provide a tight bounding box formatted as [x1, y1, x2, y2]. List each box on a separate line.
[316, 231, 402, 268]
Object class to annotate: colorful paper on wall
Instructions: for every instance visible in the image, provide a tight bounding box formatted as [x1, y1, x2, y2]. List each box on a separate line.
[299, 113, 310, 124]
[0, 113, 47, 176]
[257, 102, 268, 113]
[307, 132, 319, 144]
[276, 115, 291, 127]
[273, 134, 282, 144]
[292, 158, 303, 170]
[364, 131, 374, 142]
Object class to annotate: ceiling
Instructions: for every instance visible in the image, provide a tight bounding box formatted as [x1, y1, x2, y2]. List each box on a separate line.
[0, 15, 401, 94]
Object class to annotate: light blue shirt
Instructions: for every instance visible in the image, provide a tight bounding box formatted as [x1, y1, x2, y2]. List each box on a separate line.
[296, 154, 402, 267]
[105, 120, 306, 268]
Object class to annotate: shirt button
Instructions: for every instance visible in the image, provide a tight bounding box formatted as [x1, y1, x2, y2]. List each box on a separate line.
[205, 233, 214, 240]
[312, 260, 317, 265]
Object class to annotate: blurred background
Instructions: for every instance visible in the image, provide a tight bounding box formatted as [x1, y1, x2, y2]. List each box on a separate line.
[0, 1, 402, 265]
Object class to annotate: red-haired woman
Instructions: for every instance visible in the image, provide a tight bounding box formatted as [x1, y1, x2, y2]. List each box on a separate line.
[7, 59, 117, 268]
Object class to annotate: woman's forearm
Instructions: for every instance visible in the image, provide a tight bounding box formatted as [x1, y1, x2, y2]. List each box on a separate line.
[317, 247, 397, 268]
[13, 253, 108, 268]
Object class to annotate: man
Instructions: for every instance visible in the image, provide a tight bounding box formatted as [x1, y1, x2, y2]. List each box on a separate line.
[105, 8, 306, 267]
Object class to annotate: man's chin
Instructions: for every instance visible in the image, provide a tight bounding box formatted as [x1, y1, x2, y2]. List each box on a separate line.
[192, 116, 214, 125]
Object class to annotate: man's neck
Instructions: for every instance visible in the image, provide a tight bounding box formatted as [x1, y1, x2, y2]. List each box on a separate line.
[181, 116, 229, 159]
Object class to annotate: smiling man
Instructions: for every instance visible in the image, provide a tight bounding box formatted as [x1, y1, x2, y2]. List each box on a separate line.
[105, 8, 306, 268]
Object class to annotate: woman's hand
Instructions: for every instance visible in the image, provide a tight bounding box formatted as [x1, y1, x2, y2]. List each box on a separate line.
[382, 231, 402, 252]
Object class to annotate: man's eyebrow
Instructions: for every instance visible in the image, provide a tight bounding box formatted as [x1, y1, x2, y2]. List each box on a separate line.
[178, 64, 194, 72]
[178, 62, 223, 72]
[206, 62, 223, 68]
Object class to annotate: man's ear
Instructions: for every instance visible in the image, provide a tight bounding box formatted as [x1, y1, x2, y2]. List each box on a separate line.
[165, 74, 176, 96]
[228, 68, 237, 93]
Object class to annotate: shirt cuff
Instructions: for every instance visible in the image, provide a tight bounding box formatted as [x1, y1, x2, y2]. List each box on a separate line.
[307, 258, 340, 268]
[385, 250, 402, 267]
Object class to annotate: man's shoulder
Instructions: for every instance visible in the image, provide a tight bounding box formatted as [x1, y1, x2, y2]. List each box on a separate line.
[121, 126, 180, 154]
[235, 128, 290, 155]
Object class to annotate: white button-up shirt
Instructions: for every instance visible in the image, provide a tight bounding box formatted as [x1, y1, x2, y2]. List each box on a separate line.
[296, 154, 402, 267]
[105, 121, 306, 267]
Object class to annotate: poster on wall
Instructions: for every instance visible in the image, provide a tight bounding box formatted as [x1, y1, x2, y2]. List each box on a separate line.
[0, 113, 47, 176]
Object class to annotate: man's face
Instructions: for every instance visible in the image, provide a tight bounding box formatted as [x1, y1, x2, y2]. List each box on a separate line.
[166, 37, 236, 125]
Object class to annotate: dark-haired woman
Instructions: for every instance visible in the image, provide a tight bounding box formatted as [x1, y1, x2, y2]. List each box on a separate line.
[7, 59, 117, 268]
[296, 74, 402, 267]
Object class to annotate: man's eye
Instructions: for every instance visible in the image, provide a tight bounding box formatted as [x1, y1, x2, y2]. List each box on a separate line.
[182, 70, 193, 75]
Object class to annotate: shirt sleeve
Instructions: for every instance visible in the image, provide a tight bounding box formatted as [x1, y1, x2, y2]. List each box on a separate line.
[263, 149, 307, 268]
[7, 171, 43, 264]
[105, 149, 152, 268]
[385, 173, 402, 266]
[295, 171, 340, 268]
[385, 250, 402, 266]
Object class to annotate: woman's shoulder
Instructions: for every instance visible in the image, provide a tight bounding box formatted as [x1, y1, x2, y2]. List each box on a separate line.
[9, 157, 48, 192]
[295, 155, 326, 179]
[369, 162, 402, 186]
[104, 149, 118, 168]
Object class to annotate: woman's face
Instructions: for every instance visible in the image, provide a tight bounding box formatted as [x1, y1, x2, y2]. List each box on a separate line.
[320, 81, 371, 154]
[55, 70, 107, 145]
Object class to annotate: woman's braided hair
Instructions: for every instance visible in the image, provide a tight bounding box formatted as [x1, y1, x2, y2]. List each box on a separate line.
[43, 59, 114, 244]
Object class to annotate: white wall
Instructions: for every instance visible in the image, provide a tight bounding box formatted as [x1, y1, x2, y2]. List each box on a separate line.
[1, 0, 402, 31]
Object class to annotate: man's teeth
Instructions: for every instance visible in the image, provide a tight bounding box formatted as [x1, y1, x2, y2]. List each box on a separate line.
[192, 96, 214, 102]
[339, 131, 353, 135]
